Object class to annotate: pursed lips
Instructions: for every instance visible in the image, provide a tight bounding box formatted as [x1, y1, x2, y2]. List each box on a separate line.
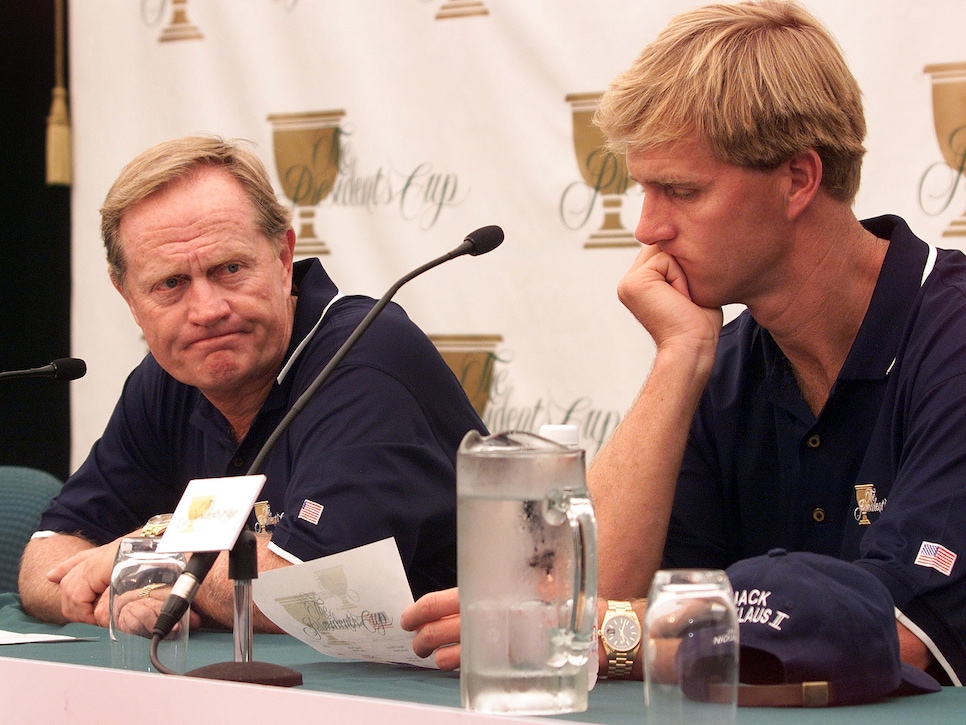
[183, 329, 247, 352]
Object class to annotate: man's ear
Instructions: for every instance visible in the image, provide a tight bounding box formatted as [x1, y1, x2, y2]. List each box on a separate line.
[785, 148, 822, 220]
[282, 227, 296, 264]
[280, 227, 296, 287]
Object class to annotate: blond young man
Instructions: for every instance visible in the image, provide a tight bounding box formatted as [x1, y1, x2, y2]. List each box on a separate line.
[403, 1, 966, 685]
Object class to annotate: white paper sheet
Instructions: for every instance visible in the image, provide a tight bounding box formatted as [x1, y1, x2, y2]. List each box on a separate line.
[0, 629, 98, 645]
[252, 538, 437, 668]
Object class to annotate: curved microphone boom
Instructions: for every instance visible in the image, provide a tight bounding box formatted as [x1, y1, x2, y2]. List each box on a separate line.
[0, 357, 86, 381]
[248, 223, 503, 475]
[152, 224, 504, 643]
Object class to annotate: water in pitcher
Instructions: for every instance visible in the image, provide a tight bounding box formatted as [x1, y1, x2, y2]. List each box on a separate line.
[458, 492, 590, 714]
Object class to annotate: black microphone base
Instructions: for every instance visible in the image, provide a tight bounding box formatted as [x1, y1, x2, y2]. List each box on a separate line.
[184, 660, 303, 687]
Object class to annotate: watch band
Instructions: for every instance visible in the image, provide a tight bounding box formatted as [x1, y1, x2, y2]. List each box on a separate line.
[607, 649, 635, 679]
[605, 600, 640, 679]
[140, 513, 172, 537]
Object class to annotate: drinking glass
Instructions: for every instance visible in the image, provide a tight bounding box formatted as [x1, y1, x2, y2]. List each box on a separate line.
[109, 536, 189, 673]
[644, 569, 738, 725]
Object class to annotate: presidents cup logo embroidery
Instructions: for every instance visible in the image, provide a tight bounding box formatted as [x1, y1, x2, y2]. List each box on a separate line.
[854, 483, 887, 525]
[253, 500, 283, 534]
[734, 588, 791, 631]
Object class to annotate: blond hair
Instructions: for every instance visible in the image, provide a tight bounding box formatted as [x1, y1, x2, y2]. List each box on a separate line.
[101, 135, 292, 285]
[595, 0, 866, 202]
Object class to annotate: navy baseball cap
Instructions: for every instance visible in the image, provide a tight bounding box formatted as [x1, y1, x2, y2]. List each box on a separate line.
[716, 549, 941, 706]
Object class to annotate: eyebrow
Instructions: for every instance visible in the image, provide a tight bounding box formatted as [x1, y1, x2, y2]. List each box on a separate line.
[635, 175, 700, 189]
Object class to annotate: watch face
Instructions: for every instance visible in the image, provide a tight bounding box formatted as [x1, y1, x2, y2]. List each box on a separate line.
[602, 614, 641, 650]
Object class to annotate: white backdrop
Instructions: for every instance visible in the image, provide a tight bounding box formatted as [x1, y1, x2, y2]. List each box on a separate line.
[68, 0, 966, 471]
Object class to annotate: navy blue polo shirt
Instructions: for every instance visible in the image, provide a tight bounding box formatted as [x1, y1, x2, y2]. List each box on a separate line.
[666, 216, 966, 683]
[41, 258, 485, 598]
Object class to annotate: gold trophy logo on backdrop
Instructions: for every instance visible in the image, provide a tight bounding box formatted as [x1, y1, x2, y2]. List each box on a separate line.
[267, 110, 347, 257]
[436, 1, 490, 20]
[429, 335, 503, 417]
[155, 0, 204, 42]
[563, 92, 637, 248]
[923, 61, 966, 237]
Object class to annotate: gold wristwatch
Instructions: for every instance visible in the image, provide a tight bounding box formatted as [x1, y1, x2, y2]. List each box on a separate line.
[600, 599, 642, 679]
[140, 513, 172, 537]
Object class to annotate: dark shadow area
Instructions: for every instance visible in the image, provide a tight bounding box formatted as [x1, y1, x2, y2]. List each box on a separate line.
[0, 3, 72, 480]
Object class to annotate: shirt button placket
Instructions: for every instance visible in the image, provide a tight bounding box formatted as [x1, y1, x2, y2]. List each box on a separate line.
[805, 434, 824, 525]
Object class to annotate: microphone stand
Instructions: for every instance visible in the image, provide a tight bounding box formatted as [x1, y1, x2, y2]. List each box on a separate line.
[231, 532, 256, 665]
[149, 225, 503, 686]
[177, 532, 304, 686]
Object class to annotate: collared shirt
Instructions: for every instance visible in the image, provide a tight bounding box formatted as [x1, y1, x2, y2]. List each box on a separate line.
[40, 258, 485, 598]
[666, 215, 966, 683]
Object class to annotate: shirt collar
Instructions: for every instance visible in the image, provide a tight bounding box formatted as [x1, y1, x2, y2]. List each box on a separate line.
[755, 215, 930, 419]
[277, 258, 341, 384]
[838, 215, 930, 381]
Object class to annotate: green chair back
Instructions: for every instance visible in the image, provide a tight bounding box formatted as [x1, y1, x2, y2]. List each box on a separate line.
[0, 466, 62, 594]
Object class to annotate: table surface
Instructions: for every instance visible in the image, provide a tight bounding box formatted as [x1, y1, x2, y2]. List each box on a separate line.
[0, 593, 962, 724]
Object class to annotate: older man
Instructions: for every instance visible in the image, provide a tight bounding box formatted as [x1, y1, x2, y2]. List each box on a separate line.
[19, 136, 484, 632]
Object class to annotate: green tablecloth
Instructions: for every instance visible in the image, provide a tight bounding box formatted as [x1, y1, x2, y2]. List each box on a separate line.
[0, 593, 962, 724]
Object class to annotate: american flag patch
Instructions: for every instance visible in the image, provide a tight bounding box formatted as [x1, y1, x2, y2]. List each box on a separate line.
[297, 499, 324, 525]
[914, 541, 957, 576]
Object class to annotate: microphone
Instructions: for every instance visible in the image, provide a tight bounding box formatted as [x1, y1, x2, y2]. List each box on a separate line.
[449, 224, 504, 257]
[0, 357, 86, 381]
[152, 225, 504, 643]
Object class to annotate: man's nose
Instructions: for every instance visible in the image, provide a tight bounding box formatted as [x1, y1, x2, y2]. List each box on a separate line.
[635, 195, 675, 246]
[185, 278, 230, 323]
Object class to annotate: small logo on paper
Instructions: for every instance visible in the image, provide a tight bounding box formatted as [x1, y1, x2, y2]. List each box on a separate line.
[181, 495, 214, 532]
[298, 499, 325, 525]
[914, 541, 957, 576]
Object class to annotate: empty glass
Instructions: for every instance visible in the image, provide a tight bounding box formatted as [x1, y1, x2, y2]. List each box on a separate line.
[109, 535, 189, 673]
[643, 569, 738, 725]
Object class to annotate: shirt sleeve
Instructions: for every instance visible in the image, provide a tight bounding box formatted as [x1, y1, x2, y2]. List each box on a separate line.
[38, 357, 187, 544]
[852, 363, 966, 685]
[662, 319, 756, 571]
[663, 419, 732, 570]
[264, 304, 478, 599]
